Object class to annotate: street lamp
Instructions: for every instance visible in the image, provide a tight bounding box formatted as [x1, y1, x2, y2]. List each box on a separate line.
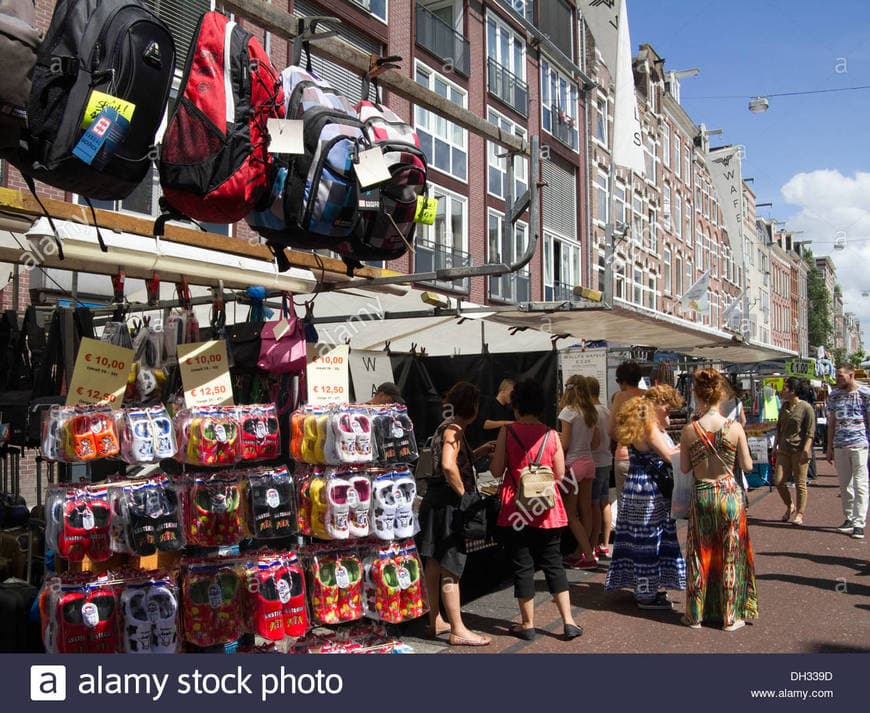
[749, 96, 770, 113]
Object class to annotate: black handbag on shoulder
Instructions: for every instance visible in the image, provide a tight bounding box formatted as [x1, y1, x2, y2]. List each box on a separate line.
[650, 458, 674, 500]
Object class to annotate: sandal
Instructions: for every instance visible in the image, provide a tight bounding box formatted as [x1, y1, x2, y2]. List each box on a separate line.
[781, 506, 795, 522]
[681, 615, 701, 629]
[448, 633, 491, 647]
[792, 514, 804, 526]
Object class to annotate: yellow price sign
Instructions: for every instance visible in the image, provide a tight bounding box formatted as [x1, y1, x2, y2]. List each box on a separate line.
[81, 90, 136, 130]
[178, 340, 234, 407]
[67, 338, 134, 409]
[414, 195, 438, 225]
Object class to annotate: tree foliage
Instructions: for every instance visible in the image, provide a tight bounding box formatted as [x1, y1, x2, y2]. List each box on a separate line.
[803, 249, 833, 349]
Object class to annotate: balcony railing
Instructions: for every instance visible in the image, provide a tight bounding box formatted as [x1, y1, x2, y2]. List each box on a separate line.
[489, 271, 531, 304]
[550, 111, 578, 150]
[544, 281, 575, 302]
[487, 57, 529, 117]
[415, 3, 470, 77]
[414, 240, 471, 293]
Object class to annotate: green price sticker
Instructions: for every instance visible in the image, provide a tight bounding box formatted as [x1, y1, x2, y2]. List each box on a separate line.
[414, 195, 438, 225]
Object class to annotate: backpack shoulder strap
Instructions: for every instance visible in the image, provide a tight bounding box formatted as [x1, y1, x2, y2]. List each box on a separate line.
[531, 430, 551, 466]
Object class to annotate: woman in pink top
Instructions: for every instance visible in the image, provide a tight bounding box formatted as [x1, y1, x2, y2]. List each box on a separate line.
[491, 379, 584, 641]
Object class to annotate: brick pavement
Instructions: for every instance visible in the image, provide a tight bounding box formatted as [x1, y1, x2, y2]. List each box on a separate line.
[400, 455, 870, 654]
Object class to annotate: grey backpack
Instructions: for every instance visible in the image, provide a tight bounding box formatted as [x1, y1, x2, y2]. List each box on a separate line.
[0, 0, 41, 152]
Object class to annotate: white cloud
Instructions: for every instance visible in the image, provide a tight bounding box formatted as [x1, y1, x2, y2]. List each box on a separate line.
[781, 170, 870, 344]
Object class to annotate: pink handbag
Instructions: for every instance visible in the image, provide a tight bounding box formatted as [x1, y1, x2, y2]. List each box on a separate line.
[257, 295, 307, 374]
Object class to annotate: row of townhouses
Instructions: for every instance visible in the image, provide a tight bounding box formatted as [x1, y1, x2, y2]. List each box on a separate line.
[0, 0, 862, 357]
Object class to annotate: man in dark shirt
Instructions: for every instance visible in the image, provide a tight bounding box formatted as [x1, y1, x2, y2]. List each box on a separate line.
[773, 377, 816, 525]
[467, 378, 515, 456]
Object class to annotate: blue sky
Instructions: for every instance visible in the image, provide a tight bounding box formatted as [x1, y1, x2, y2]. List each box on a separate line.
[628, 0, 870, 333]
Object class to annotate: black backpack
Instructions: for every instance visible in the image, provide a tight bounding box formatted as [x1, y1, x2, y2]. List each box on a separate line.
[0, 0, 41, 155]
[6, 0, 176, 200]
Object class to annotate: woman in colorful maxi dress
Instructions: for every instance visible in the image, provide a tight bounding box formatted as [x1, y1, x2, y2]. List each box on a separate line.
[680, 369, 758, 631]
[605, 386, 686, 609]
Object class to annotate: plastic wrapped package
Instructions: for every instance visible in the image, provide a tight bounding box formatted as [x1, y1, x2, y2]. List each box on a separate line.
[121, 478, 184, 555]
[119, 577, 179, 653]
[362, 541, 427, 624]
[176, 407, 241, 466]
[184, 475, 249, 547]
[180, 563, 244, 648]
[244, 552, 309, 642]
[248, 466, 297, 540]
[46, 486, 113, 562]
[119, 405, 177, 464]
[238, 403, 281, 462]
[306, 548, 364, 625]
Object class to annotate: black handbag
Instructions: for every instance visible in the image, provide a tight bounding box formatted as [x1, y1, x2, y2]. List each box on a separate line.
[460, 492, 501, 541]
[650, 458, 674, 500]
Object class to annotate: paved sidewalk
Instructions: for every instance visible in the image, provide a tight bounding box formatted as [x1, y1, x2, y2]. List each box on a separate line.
[400, 456, 870, 653]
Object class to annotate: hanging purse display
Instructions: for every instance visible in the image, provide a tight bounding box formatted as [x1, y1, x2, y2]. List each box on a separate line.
[257, 294, 306, 374]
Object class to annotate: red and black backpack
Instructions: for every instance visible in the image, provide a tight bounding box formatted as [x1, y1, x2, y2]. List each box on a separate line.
[158, 11, 283, 224]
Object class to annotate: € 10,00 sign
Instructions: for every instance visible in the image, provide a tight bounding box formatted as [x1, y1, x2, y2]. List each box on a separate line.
[177, 340, 235, 407]
[67, 338, 135, 409]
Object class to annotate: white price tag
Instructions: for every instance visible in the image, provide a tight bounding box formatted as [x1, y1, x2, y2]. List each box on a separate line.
[354, 147, 392, 188]
[335, 564, 351, 589]
[267, 118, 304, 154]
[272, 318, 291, 341]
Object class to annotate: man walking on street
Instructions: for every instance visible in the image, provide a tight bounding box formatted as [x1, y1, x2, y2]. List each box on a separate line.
[773, 377, 815, 525]
[826, 364, 870, 539]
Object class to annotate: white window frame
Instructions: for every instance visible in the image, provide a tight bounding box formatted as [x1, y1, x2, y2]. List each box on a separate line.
[595, 170, 609, 226]
[487, 107, 528, 200]
[683, 146, 691, 185]
[541, 58, 579, 149]
[348, 0, 387, 23]
[644, 134, 658, 185]
[674, 136, 681, 179]
[663, 184, 672, 229]
[594, 94, 608, 146]
[632, 193, 644, 245]
[675, 255, 683, 298]
[662, 124, 671, 168]
[486, 11, 527, 82]
[543, 230, 582, 300]
[488, 209, 530, 302]
[415, 184, 469, 292]
[633, 266, 643, 305]
[664, 247, 672, 294]
[414, 61, 468, 182]
[674, 193, 682, 239]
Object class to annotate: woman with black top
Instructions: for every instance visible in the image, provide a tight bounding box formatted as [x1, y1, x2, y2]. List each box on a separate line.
[417, 381, 495, 646]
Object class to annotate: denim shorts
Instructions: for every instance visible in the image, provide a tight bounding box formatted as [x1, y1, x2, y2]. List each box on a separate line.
[591, 465, 611, 503]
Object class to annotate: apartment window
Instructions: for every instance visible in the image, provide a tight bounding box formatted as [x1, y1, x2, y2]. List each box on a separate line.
[633, 267, 643, 305]
[684, 147, 691, 184]
[488, 210, 530, 302]
[662, 124, 670, 168]
[594, 95, 608, 144]
[508, 0, 534, 20]
[487, 13, 526, 82]
[675, 256, 683, 297]
[347, 0, 387, 22]
[632, 194, 643, 244]
[663, 185, 672, 229]
[695, 233, 703, 269]
[415, 185, 469, 293]
[674, 194, 682, 238]
[647, 276, 656, 310]
[664, 248, 672, 294]
[543, 232, 581, 301]
[614, 181, 627, 226]
[487, 108, 528, 199]
[674, 137, 681, 179]
[415, 62, 467, 181]
[695, 177, 702, 211]
[537, 0, 572, 58]
[595, 170, 608, 224]
[644, 135, 657, 183]
[615, 261, 626, 301]
[541, 59, 579, 149]
[648, 207, 658, 252]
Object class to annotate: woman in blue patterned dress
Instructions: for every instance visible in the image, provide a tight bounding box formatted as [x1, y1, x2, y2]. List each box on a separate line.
[605, 385, 686, 609]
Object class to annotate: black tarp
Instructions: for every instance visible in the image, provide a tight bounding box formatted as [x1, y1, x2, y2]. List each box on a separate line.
[389, 351, 558, 448]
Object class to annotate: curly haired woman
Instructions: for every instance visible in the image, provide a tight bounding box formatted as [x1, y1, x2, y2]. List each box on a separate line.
[604, 385, 686, 610]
